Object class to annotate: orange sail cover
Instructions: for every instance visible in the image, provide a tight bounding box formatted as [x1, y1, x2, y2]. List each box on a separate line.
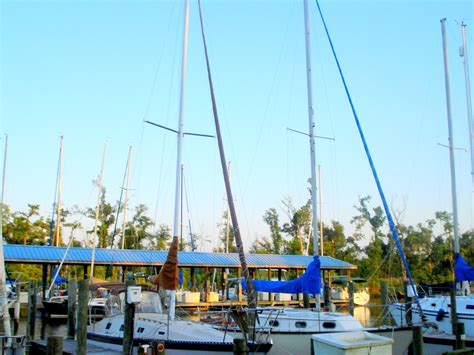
[150, 236, 179, 290]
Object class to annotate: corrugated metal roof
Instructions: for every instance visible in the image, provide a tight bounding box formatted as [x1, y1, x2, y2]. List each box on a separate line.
[3, 244, 356, 269]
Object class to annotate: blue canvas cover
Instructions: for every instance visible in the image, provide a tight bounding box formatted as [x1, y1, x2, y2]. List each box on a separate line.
[178, 269, 183, 287]
[243, 256, 321, 294]
[455, 253, 474, 282]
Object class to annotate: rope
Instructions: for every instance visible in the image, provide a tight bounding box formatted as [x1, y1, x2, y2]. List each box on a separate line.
[314, 0, 423, 318]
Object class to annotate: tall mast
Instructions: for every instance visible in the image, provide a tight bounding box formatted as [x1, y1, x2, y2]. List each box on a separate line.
[54, 136, 64, 246]
[441, 18, 460, 331]
[121, 146, 132, 249]
[168, 0, 189, 321]
[0, 134, 11, 342]
[460, 23, 474, 188]
[304, 0, 321, 311]
[90, 141, 107, 282]
[441, 19, 460, 254]
[225, 162, 231, 253]
[303, 0, 320, 257]
[318, 165, 323, 256]
[197, 0, 256, 312]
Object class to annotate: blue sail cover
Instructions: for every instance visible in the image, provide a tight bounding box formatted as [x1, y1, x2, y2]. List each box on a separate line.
[243, 256, 321, 294]
[455, 253, 474, 282]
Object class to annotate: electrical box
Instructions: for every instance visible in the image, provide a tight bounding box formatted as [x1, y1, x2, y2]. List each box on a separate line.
[127, 286, 142, 304]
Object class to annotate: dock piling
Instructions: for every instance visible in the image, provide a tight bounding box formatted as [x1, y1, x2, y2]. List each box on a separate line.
[233, 338, 248, 355]
[123, 280, 135, 355]
[348, 282, 354, 316]
[76, 279, 88, 355]
[46, 336, 63, 355]
[412, 325, 423, 355]
[26, 280, 37, 344]
[67, 280, 77, 338]
[381, 281, 388, 324]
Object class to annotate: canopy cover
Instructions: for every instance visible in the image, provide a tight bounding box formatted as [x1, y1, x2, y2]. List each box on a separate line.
[243, 255, 321, 294]
[455, 253, 474, 282]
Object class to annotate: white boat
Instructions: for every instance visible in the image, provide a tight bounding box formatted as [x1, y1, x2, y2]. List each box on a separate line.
[88, 288, 272, 354]
[390, 294, 474, 337]
[251, 307, 412, 355]
[330, 277, 370, 306]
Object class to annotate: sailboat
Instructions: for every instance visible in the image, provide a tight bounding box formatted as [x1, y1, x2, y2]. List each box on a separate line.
[87, 1, 272, 353]
[390, 18, 474, 339]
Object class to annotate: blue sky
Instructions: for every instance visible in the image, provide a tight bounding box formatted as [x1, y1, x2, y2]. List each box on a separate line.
[1, 0, 473, 251]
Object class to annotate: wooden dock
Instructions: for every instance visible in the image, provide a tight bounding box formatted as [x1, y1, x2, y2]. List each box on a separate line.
[30, 338, 120, 354]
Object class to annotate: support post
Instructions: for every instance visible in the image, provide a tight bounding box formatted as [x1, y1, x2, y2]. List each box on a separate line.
[42, 264, 48, 301]
[348, 282, 354, 316]
[47, 336, 63, 355]
[324, 284, 331, 309]
[27, 281, 37, 342]
[67, 280, 77, 338]
[76, 279, 88, 355]
[381, 281, 388, 325]
[267, 268, 272, 302]
[220, 268, 225, 301]
[204, 267, 210, 303]
[278, 269, 282, 281]
[190, 267, 195, 291]
[303, 294, 310, 309]
[123, 280, 136, 355]
[83, 265, 88, 280]
[412, 325, 423, 355]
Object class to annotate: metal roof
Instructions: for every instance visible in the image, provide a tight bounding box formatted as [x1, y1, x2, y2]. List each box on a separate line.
[3, 244, 356, 270]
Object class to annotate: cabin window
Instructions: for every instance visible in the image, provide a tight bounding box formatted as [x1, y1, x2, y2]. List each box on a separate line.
[119, 325, 124, 331]
[466, 305, 474, 310]
[137, 327, 145, 333]
[295, 321, 307, 328]
[322, 322, 336, 329]
[269, 320, 279, 327]
[158, 331, 166, 335]
[431, 303, 436, 307]
[448, 304, 451, 308]
[105, 323, 112, 330]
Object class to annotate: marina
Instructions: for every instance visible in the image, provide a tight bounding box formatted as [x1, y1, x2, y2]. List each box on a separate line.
[1, 0, 473, 354]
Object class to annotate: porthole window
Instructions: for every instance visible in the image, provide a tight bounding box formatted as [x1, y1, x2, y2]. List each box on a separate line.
[158, 331, 165, 335]
[466, 305, 474, 310]
[295, 321, 306, 328]
[137, 327, 145, 333]
[105, 323, 112, 330]
[431, 303, 436, 307]
[119, 324, 124, 331]
[269, 320, 279, 327]
[322, 322, 336, 329]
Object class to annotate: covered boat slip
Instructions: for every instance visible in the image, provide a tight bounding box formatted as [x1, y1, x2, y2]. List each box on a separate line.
[4, 244, 356, 308]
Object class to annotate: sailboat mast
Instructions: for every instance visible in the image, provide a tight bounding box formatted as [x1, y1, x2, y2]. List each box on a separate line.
[303, 0, 320, 257]
[225, 162, 231, 254]
[460, 23, 474, 188]
[90, 141, 107, 282]
[441, 19, 460, 254]
[197, 0, 256, 310]
[121, 146, 132, 249]
[318, 165, 323, 256]
[54, 136, 64, 246]
[0, 134, 11, 341]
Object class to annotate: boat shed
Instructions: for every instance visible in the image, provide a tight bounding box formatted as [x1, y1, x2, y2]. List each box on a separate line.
[4, 244, 356, 305]
[4, 244, 355, 270]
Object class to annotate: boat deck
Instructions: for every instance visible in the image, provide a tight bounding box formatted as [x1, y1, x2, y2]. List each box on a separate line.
[30, 338, 120, 354]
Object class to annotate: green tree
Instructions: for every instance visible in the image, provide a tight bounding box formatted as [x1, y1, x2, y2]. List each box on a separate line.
[282, 197, 311, 255]
[263, 208, 283, 254]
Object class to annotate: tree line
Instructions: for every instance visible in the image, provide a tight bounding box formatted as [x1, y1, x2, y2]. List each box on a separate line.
[2, 188, 473, 285]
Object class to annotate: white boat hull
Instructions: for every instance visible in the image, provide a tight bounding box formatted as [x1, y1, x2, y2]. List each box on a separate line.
[390, 295, 474, 337]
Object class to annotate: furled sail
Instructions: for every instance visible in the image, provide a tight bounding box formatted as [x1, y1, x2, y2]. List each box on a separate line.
[150, 236, 179, 290]
[242, 256, 321, 294]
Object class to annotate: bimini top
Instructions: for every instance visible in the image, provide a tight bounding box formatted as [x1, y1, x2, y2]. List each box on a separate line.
[3, 244, 356, 270]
